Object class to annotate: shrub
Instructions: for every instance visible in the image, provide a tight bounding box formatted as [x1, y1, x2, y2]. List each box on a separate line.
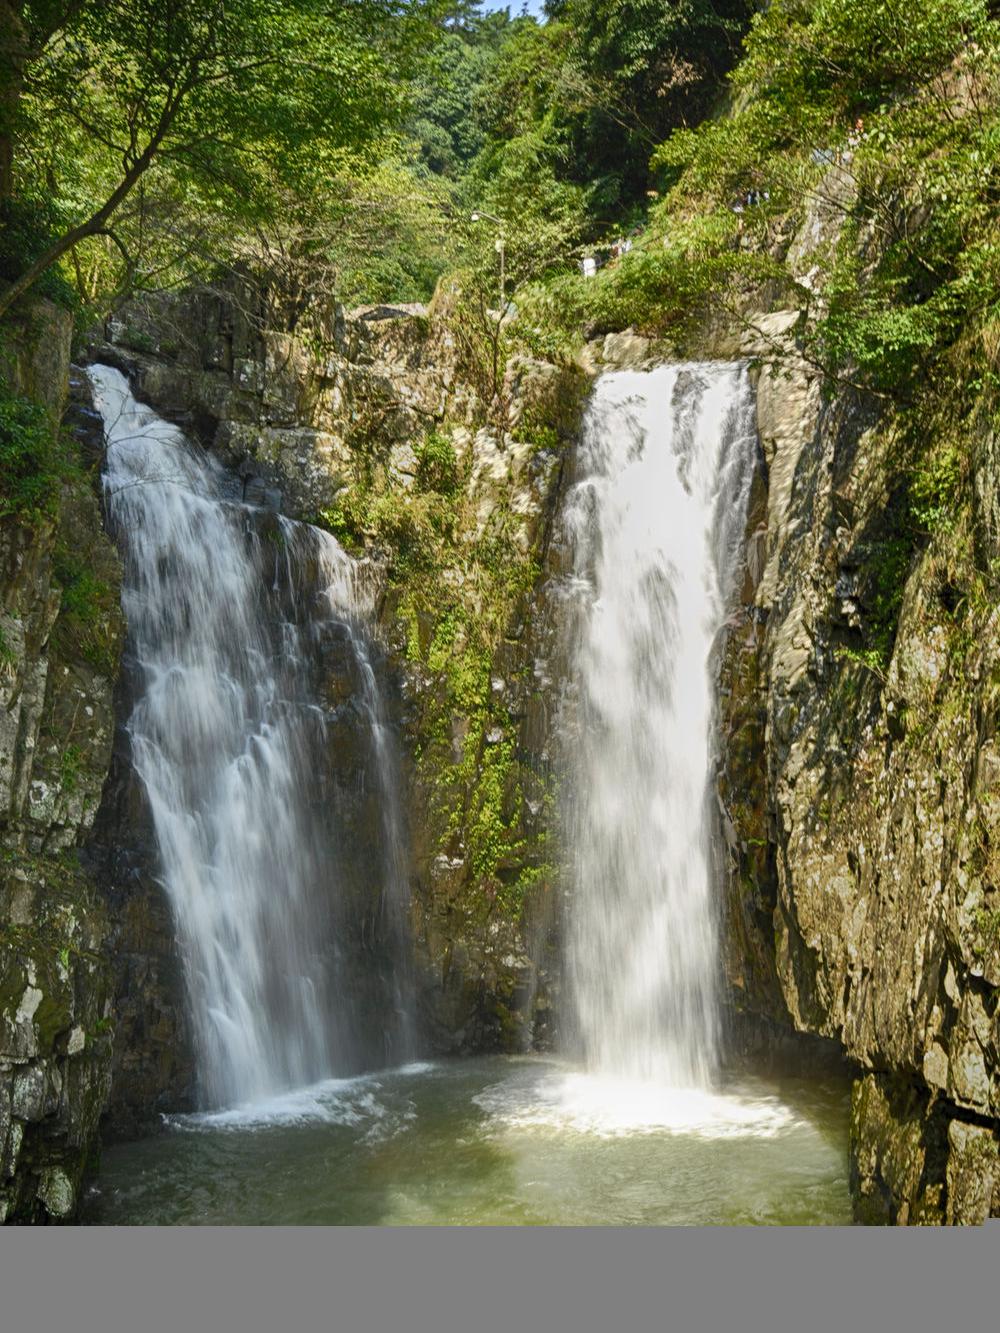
[416, 429, 460, 495]
[0, 384, 62, 523]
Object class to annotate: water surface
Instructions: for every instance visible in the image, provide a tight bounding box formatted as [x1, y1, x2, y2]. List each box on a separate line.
[89, 1057, 852, 1226]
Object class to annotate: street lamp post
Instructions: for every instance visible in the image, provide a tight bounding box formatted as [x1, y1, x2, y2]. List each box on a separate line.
[471, 210, 506, 310]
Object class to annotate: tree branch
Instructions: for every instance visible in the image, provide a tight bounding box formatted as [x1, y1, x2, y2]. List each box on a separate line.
[0, 72, 192, 318]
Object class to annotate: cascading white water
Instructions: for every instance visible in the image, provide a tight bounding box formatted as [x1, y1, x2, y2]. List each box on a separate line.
[89, 364, 411, 1109]
[562, 362, 758, 1090]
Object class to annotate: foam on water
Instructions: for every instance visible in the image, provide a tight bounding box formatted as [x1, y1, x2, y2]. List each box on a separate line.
[91, 1056, 853, 1226]
[172, 1080, 390, 1131]
[473, 1068, 797, 1140]
[166, 1060, 440, 1131]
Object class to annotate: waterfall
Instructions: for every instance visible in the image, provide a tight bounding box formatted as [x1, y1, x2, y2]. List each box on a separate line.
[562, 362, 757, 1089]
[89, 364, 411, 1109]
[344, 633, 415, 1057]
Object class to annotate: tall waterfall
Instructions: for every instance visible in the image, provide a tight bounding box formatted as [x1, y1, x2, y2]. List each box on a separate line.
[89, 364, 411, 1109]
[562, 362, 757, 1089]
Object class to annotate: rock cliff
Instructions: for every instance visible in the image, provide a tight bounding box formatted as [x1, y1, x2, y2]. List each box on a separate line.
[7, 230, 1000, 1225]
[1, 302, 123, 1221]
[713, 176, 1000, 1223]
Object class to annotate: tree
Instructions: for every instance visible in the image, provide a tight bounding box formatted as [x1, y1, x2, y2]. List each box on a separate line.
[0, 0, 437, 318]
[547, 0, 755, 209]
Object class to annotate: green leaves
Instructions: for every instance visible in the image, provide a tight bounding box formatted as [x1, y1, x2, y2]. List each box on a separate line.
[0, 381, 61, 522]
[3, 1, 443, 311]
[739, 0, 989, 115]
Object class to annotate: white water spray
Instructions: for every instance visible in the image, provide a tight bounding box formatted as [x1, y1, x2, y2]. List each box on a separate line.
[89, 364, 410, 1109]
[562, 362, 757, 1090]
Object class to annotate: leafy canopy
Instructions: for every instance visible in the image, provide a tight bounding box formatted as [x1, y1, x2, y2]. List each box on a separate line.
[0, 1, 441, 314]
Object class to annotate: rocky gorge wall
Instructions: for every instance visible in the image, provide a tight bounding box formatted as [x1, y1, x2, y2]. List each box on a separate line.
[706, 175, 1000, 1223]
[4, 282, 580, 1218]
[718, 345, 1000, 1224]
[90, 265, 1000, 1225]
[6, 210, 1000, 1225]
[1, 301, 123, 1221]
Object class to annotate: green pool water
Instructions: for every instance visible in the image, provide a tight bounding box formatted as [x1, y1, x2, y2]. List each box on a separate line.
[86, 1056, 853, 1226]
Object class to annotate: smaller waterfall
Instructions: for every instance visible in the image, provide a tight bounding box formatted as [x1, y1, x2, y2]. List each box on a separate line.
[320, 564, 415, 1059]
[562, 362, 757, 1089]
[90, 365, 412, 1109]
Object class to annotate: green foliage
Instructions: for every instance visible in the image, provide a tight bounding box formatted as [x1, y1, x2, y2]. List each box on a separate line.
[53, 547, 107, 622]
[59, 744, 83, 795]
[738, 0, 990, 118]
[281, 156, 458, 310]
[2, 0, 757, 316]
[859, 520, 919, 673]
[455, 736, 521, 881]
[0, 199, 78, 308]
[974, 904, 1000, 953]
[2, 1, 443, 313]
[321, 485, 441, 575]
[0, 380, 61, 522]
[0, 346, 121, 674]
[50, 538, 118, 677]
[407, 13, 510, 178]
[651, 0, 1000, 387]
[835, 643, 889, 682]
[394, 0, 758, 313]
[911, 442, 964, 532]
[515, 206, 785, 348]
[549, 0, 753, 206]
[416, 428, 460, 494]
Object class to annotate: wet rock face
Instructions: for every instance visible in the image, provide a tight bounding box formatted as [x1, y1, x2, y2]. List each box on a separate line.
[753, 378, 1000, 1220]
[0, 856, 115, 1223]
[1, 304, 124, 1221]
[83, 678, 196, 1136]
[850, 1074, 1000, 1226]
[65, 266, 1000, 1223]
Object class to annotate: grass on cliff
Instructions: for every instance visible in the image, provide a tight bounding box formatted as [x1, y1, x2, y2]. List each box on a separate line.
[1, 331, 121, 680]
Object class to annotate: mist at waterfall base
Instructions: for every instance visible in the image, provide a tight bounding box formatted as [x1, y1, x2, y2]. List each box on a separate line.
[87, 364, 851, 1225]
